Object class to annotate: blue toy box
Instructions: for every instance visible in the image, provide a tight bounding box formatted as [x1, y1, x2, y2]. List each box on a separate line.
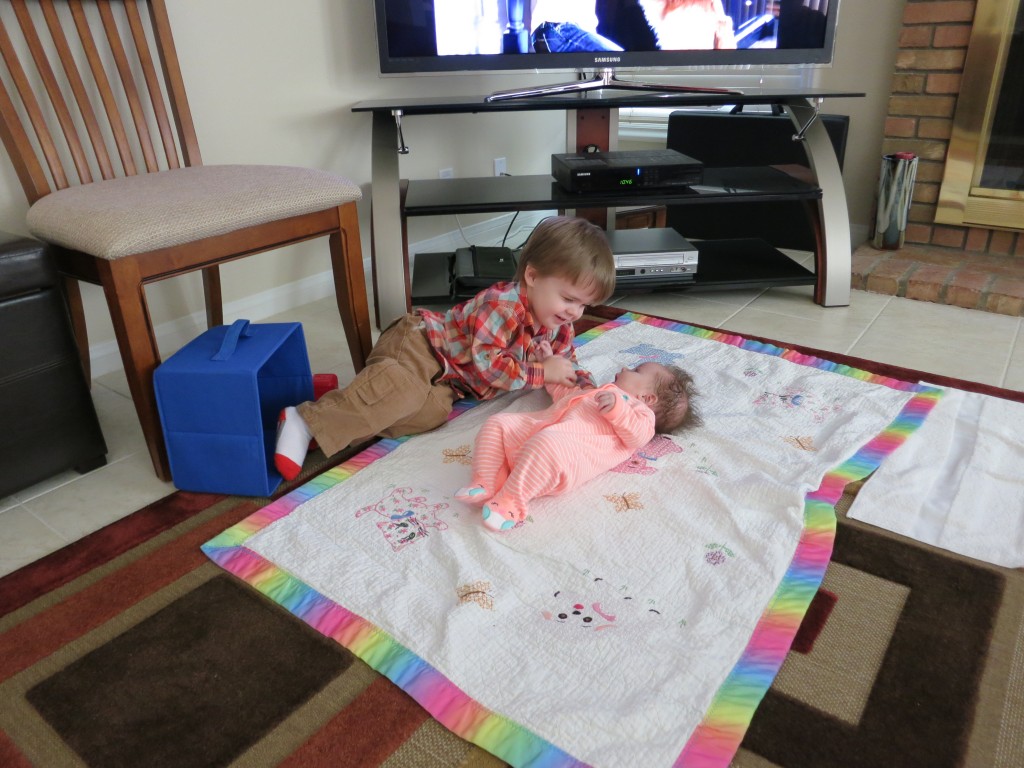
[154, 319, 313, 496]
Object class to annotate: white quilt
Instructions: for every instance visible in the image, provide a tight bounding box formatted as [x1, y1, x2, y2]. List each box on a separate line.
[205, 314, 936, 767]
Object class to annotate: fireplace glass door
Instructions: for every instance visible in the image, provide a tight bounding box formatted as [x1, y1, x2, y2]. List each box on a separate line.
[936, 0, 1024, 230]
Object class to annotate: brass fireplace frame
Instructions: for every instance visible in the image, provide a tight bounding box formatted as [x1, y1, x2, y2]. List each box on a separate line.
[935, 0, 1023, 230]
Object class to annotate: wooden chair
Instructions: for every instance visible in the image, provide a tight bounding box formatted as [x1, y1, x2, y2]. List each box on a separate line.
[0, 0, 373, 482]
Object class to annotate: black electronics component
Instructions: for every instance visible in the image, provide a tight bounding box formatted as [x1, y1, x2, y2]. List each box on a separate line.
[551, 149, 703, 194]
[451, 245, 518, 299]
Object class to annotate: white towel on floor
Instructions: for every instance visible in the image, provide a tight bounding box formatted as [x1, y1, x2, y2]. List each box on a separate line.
[848, 386, 1024, 567]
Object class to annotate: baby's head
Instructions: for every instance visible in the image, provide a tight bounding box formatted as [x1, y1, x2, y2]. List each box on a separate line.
[613, 362, 701, 433]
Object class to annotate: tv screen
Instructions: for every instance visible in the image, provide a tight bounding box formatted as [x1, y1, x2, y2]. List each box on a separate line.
[374, 1, 840, 76]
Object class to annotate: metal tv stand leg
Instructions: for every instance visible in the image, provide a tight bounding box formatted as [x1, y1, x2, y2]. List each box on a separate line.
[785, 97, 851, 307]
[370, 110, 412, 328]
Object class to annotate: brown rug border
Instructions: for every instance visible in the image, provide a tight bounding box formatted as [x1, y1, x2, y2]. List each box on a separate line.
[743, 519, 1005, 768]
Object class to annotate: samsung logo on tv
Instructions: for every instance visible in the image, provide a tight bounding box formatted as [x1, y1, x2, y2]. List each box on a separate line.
[593, 56, 621, 63]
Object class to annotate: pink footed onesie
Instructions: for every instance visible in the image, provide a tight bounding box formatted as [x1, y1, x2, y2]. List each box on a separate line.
[469, 382, 656, 522]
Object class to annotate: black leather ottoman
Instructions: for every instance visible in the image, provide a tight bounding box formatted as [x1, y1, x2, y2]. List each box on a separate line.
[0, 232, 107, 498]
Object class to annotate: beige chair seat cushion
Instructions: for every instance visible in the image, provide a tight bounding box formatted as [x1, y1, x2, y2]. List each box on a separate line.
[26, 164, 362, 260]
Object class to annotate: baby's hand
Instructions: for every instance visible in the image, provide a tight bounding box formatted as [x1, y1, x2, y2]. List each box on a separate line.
[532, 339, 554, 362]
[542, 355, 577, 387]
[595, 390, 617, 413]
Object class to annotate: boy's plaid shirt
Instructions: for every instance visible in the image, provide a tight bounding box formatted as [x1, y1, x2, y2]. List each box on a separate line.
[418, 281, 593, 400]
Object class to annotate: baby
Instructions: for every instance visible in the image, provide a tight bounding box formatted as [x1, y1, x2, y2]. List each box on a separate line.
[456, 356, 700, 530]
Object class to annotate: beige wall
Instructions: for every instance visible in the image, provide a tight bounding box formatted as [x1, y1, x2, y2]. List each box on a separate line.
[0, 0, 906, 366]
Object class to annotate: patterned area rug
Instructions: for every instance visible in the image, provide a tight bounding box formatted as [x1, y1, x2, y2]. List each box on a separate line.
[2, 308, 1023, 767]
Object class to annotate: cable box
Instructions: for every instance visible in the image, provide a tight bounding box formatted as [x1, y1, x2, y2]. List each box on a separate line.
[552, 149, 703, 193]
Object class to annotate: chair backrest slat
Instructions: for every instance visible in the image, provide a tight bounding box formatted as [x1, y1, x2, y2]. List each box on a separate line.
[124, 0, 178, 169]
[0, 0, 202, 204]
[0, 76, 52, 199]
[0, 14, 69, 191]
[69, 1, 138, 177]
[40, 0, 115, 180]
[148, 0, 199, 166]
[12, 0, 92, 185]
[96, 0, 158, 172]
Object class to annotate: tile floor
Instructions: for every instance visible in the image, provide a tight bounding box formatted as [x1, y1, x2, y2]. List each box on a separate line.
[3, 261, 1024, 577]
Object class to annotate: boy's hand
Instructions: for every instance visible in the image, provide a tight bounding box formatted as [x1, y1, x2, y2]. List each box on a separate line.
[542, 355, 576, 387]
[595, 390, 617, 413]
[531, 339, 553, 362]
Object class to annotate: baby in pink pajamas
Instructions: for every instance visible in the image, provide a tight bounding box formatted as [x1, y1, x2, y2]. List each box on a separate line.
[456, 354, 700, 531]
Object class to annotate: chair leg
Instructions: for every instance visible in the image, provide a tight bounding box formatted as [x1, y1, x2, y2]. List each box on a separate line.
[202, 265, 223, 328]
[63, 276, 92, 383]
[330, 202, 373, 372]
[98, 258, 172, 482]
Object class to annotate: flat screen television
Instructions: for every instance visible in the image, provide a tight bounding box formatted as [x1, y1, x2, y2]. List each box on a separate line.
[374, 1, 841, 100]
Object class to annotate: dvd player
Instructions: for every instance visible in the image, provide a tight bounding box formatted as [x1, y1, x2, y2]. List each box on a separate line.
[607, 228, 699, 287]
[552, 149, 703, 193]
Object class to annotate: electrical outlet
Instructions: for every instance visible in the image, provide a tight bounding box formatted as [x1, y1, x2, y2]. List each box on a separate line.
[439, 167, 454, 179]
[493, 157, 507, 177]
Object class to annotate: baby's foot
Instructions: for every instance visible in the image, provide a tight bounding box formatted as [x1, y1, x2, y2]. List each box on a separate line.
[481, 500, 518, 532]
[455, 485, 490, 506]
[274, 406, 312, 481]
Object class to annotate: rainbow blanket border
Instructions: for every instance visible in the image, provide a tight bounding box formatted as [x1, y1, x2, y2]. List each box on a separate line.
[202, 312, 942, 768]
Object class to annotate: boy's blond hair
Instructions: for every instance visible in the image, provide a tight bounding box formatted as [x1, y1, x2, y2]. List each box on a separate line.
[514, 216, 616, 304]
[652, 366, 702, 434]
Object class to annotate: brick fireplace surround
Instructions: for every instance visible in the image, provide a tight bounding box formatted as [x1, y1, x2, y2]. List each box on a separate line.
[851, 0, 1024, 315]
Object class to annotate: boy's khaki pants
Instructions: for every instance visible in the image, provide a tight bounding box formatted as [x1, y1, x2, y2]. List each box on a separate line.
[298, 314, 456, 456]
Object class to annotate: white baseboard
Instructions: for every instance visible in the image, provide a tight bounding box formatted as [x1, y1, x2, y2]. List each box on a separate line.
[89, 212, 867, 377]
[87, 269, 350, 378]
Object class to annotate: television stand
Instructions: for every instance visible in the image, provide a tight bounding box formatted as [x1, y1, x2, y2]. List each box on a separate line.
[352, 89, 864, 327]
[486, 68, 741, 102]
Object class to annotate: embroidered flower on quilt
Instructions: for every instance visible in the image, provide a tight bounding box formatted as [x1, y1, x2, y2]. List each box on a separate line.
[679, 441, 718, 476]
[704, 542, 736, 566]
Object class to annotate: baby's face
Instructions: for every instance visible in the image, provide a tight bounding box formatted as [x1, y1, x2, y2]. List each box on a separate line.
[612, 362, 666, 399]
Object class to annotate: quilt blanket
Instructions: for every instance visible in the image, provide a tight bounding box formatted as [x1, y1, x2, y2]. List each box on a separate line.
[203, 313, 940, 767]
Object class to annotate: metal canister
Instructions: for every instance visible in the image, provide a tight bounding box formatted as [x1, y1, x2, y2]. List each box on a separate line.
[873, 152, 919, 249]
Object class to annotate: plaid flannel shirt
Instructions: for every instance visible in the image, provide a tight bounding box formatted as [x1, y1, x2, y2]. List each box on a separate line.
[418, 281, 593, 400]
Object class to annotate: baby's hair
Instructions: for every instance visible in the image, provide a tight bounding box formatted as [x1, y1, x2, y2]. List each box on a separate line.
[653, 365, 702, 433]
[514, 216, 616, 303]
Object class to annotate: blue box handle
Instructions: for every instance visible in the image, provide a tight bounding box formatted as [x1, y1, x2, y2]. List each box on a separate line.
[212, 319, 253, 361]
